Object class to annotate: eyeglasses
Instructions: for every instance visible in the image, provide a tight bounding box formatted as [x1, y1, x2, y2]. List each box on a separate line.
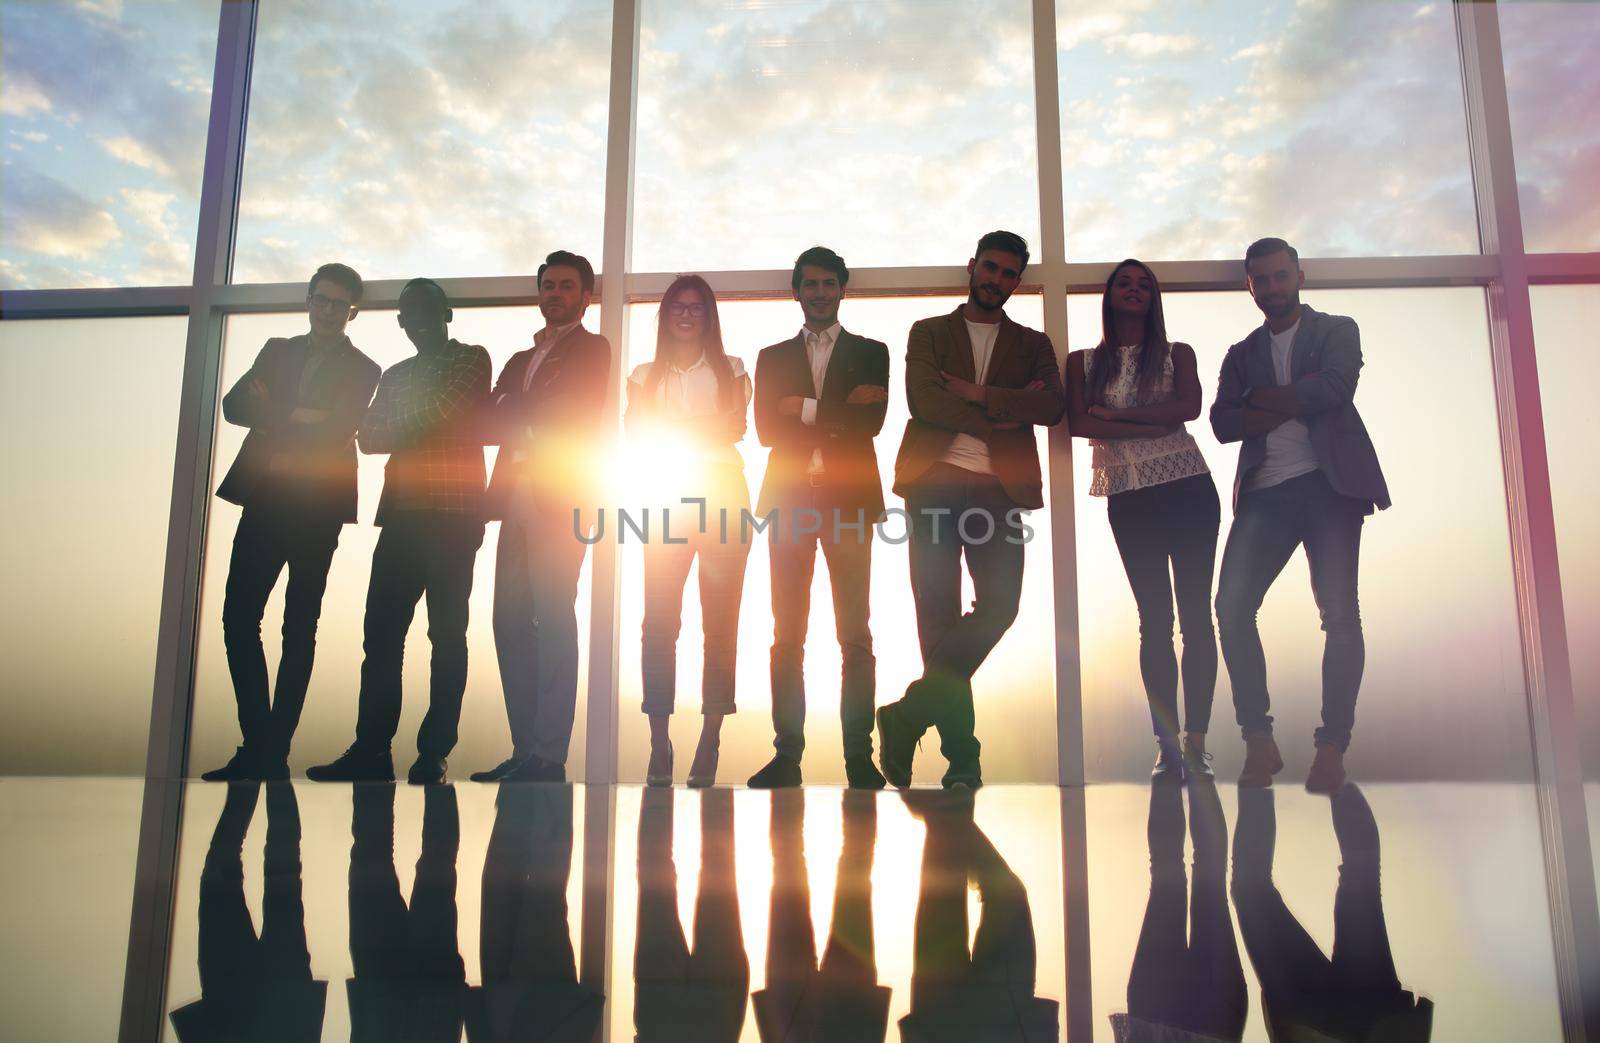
[308, 292, 354, 316]
[666, 302, 707, 318]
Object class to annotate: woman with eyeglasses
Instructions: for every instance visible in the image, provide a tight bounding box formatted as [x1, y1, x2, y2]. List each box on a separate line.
[1066, 259, 1220, 782]
[626, 275, 754, 788]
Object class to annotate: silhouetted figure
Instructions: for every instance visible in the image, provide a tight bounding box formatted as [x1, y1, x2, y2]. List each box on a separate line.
[1231, 785, 1432, 1041]
[1065, 260, 1220, 783]
[346, 782, 466, 1042]
[465, 783, 602, 1042]
[747, 247, 890, 792]
[633, 788, 749, 1042]
[206, 263, 381, 781]
[309, 278, 492, 786]
[627, 275, 754, 788]
[753, 790, 891, 1042]
[880, 231, 1066, 791]
[898, 791, 1060, 1042]
[1109, 782, 1246, 1043]
[474, 251, 612, 784]
[1210, 238, 1390, 794]
[169, 782, 327, 1041]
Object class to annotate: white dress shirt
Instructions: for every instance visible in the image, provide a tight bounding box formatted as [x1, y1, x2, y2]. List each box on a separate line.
[798, 322, 841, 476]
[627, 351, 752, 467]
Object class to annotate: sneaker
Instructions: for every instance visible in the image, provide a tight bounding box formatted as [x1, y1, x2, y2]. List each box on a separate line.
[747, 754, 802, 789]
[844, 755, 886, 791]
[407, 755, 448, 785]
[1305, 743, 1347, 795]
[876, 702, 920, 790]
[200, 746, 257, 782]
[941, 758, 983, 791]
[306, 743, 395, 783]
[1151, 740, 1184, 783]
[1237, 733, 1284, 788]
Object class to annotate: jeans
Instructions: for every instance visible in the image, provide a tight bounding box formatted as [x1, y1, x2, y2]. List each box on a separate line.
[1215, 470, 1366, 751]
[221, 507, 342, 761]
[904, 462, 1027, 766]
[767, 496, 876, 761]
[354, 512, 485, 759]
[1106, 473, 1220, 742]
[492, 495, 589, 765]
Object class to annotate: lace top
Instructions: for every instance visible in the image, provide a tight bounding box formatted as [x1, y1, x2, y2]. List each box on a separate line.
[1085, 344, 1209, 497]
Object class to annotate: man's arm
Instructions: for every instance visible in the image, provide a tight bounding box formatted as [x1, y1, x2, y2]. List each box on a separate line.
[905, 321, 992, 439]
[1209, 345, 1284, 442]
[364, 347, 492, 451]
[1249, 317, 1363, 418]
[480, 352, 531, 447]
[220, 341, 279, 428]
[357, 370, 397, 455]
[528, 335, 612, 441]
[982, 332, 1066, 427]
[814, 338, 890, 437]
[753, 345, 809, 448]
[291, 355, 380, 450]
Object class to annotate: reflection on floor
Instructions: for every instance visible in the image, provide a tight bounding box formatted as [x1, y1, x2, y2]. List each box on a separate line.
[0, 778, 1567, 1042]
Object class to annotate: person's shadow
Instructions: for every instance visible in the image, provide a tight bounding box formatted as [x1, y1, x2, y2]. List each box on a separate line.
[753, 790, 892, 1042]
[346, 781, 466, 1042]
[465, 782, 603, 1042]
[897, 791, 1060, 1043]
[1231, 783, 1433, 1041]
[169, 781, 327, 1042]
[1110, 780, 1247, 1043]
[633, 787, 749, 1043]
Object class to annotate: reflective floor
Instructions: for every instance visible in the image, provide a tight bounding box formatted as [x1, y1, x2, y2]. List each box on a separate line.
[0, 778, 1572, 1041]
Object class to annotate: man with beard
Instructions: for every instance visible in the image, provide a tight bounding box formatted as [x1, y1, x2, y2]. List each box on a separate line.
[877, 231, 1066, 790]
[747, 246, 890, 790]
[1211, 237, 1389, 794]
[471, 250, 611, 783]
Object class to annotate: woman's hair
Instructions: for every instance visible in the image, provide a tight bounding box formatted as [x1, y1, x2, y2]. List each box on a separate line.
[645, 274, 739, 412]
[1087, 258, 1170, 407]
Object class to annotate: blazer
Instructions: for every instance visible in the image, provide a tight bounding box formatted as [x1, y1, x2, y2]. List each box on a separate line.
[753, 328, 889, 521]
[1210, 304, 1390, 512]
[215, 334, 381, 525]
[482, 325, 612, 521]
[892, 305, 1066, 510]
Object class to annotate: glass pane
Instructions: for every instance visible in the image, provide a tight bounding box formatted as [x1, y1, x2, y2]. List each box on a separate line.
[613, 295, 1058, 786]
[231, 1, 613, 282]
[632, 0, 1041, 272]
[0, 316, 186, 773]
[0, 1, 216, 288]
[190, 307, 593, 780]
[1500, 3, 1600, 254]
[1057, 0, 1478, 261]
[1069, 287, 1531, 782]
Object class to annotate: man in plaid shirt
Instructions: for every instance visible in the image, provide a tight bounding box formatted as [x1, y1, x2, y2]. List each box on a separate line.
[309, 278, 491, 785]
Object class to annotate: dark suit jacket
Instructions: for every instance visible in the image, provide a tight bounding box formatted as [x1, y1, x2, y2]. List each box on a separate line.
[215, 334, 381, 524]
[892, 305, 1065, 510]
[482, 325, 612, 521]
[1210, 304, 1390, 512]
[754, 328, 889, 520]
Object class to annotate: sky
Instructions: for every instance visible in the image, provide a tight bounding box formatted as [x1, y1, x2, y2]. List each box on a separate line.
[2, 0, 1595, 289]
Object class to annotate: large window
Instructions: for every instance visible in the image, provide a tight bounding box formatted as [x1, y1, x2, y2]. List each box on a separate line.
[1057, 0, 1478, 261]
[0, 1, 216, 289]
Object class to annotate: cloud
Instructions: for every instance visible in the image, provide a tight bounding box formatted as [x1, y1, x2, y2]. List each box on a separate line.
[0, 73, 53, 117]
[1103, 33, 1200, 59]
[97, 134, 176, 177]
[2, 166, 122, 257]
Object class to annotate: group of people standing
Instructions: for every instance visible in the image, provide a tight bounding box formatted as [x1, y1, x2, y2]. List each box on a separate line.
[203, 230, 1386, 795]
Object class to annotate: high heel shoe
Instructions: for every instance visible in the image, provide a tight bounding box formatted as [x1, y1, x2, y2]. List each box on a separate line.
[686, 741, 719, 789]
[646, 741, 674, 788]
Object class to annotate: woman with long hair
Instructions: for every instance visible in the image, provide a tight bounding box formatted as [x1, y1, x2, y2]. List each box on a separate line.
[1065, 260, 1220, 781]
[626, 274, 754, 788]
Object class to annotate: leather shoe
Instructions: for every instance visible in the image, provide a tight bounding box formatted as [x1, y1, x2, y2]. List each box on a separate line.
[1305, 742, 1347, 795]
[201, 746, 257, 782]
[1237, 732, 1284, 788]
[470, 754, 528, 783]
[844, 755, 886, 790]
[407, 755, 448, 785]
[747, 754, 802, 788]
[1151, 740, 1184, 783]
[1182, 735, 1214, 779]
[876, 702, 920, 789]
[507, 754, 566, 782]
[307, 743, 394, 783]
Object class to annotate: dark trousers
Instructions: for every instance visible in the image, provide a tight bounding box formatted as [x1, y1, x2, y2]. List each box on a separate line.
[904, 462, 1027, 765]
[1106, 473, 1221, 742]
[492, 497, 589, 765]
[221, 507, 342, 759]
[640, 467, 751, 717]
[768, 496, 876, 761]
[354, 512, 485, 759]
[1216, 470, 1366, 750]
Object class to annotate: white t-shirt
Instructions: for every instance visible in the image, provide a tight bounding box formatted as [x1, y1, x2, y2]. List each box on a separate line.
[939, 319, 1002, 476]
[1246, 318, 1320, 491]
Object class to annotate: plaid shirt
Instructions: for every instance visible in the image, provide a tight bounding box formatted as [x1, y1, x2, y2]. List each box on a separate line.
[359, 339, 491, 524]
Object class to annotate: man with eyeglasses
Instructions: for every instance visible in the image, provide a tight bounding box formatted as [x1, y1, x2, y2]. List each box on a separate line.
[309, 278, 492, 785]
[204, 263, 381, 781]
[471, 250, 612, 784]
